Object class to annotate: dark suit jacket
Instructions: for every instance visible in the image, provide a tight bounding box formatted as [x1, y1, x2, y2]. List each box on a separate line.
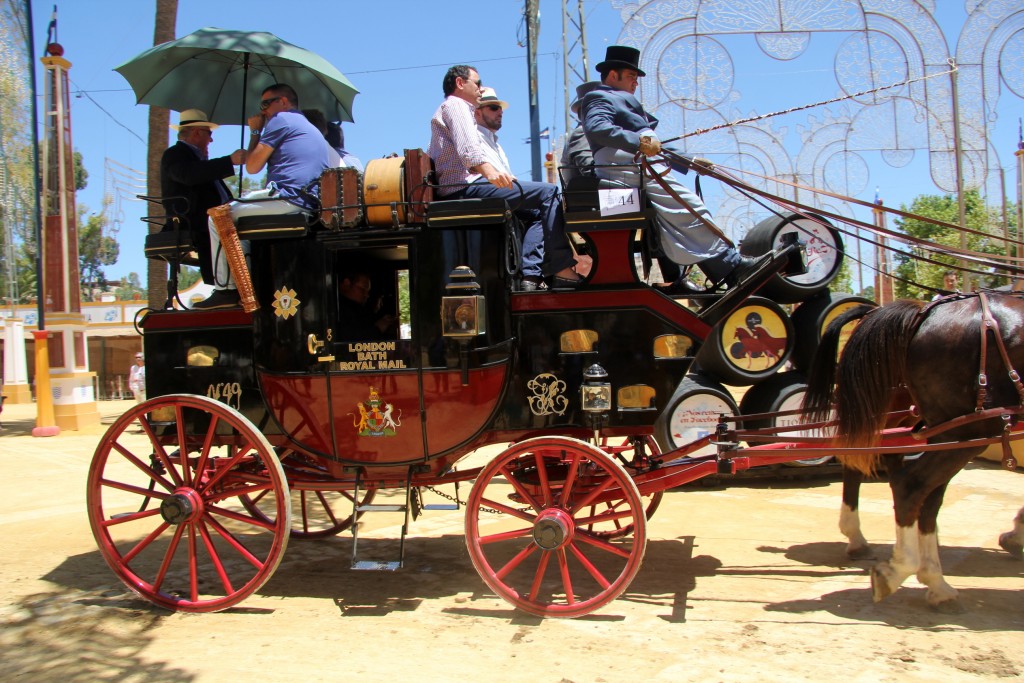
[580, 84, 659, 156]
[558, 125, 595, 184]
[159, 141, 236, 283]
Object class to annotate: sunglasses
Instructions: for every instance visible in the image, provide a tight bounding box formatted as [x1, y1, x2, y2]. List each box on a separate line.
[481, 104, 502, 112]
[260, 96, 282, 110]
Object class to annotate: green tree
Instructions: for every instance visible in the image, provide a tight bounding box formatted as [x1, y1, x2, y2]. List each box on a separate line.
[891, 189, 1015, 299]
[115, 272, 144, 301]
[176, 265, 200, 290]
[78, 204, 119, 300]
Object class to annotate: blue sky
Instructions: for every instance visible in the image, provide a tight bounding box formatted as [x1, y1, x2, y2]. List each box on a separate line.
[27, 0, 1024, 285]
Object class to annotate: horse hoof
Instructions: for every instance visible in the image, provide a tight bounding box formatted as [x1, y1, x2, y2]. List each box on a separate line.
[869, 566, 894, 602]
[846, 545, 874, 561]
[929, 598, 965, 614]
[998, 532, 1024, 558]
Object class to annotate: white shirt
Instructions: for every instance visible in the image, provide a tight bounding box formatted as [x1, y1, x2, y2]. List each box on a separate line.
[472, 126, 513, 183]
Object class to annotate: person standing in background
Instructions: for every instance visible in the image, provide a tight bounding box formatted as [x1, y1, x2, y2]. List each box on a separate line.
[128, 353, 146, 403]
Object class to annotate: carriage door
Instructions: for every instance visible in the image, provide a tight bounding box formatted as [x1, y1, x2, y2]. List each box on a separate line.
[319, 238, 425, 464]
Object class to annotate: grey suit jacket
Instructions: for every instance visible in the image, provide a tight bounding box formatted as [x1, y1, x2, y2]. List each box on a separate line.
[581, 84, 658, 155]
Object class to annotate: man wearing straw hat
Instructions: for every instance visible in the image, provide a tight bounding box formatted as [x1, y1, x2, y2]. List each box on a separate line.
[160, 109, 246, 285]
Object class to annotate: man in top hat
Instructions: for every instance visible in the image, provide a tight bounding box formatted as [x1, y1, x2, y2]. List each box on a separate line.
[194, 83, 333, 310]
[428, 65, 581, 291]
[582, 45, 765, 292]
[160, 109, 246, 285]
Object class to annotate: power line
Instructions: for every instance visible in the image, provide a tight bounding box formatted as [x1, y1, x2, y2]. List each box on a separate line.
[68, 76, 145, 145]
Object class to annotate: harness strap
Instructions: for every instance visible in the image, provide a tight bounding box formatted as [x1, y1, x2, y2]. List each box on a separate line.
[977, 291, 1024, 411]
[638, 155, 734, 248]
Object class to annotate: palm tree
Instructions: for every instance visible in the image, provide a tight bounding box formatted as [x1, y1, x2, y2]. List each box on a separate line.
[145, 0, 178, 305]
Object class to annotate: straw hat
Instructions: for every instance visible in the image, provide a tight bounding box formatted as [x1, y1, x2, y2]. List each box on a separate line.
[171, 108, 219, 130]
[477, 87, 509, 110]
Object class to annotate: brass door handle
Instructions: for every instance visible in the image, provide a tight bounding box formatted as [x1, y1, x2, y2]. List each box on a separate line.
[307, 333, 325, 355]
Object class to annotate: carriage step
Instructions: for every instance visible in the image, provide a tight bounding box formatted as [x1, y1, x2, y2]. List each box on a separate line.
[356, 504, 407, 512]
[423, 503, 459, 511]
[352, 560, 402, 571]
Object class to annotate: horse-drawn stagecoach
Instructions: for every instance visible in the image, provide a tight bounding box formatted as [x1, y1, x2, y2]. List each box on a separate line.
[89, 150, 1024, 617]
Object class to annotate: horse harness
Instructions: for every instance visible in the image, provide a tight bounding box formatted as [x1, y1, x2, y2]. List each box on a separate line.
[914, 291, 1024, 469]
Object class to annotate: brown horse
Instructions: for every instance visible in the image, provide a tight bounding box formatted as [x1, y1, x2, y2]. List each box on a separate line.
[803, 292, 1024, 611]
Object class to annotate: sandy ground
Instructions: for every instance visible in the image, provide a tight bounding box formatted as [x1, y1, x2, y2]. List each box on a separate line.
[1, 399, 1022, 682]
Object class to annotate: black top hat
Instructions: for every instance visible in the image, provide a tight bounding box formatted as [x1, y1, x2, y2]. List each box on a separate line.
[570, 81, 601, 115]
[596, 45, 645, 77]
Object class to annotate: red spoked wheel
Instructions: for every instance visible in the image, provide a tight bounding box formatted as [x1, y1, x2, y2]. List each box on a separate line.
[465, 436, 647, 618]
[87, 394, 291, 612]
[239, 449, 376, 539]
[592, 435, 664, 539]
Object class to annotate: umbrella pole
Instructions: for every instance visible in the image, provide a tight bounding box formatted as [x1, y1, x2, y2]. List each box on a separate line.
[236, 53, 250, 196]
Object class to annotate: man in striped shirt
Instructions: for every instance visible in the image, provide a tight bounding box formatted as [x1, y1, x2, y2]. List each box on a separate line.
[428, 65, 580, 290]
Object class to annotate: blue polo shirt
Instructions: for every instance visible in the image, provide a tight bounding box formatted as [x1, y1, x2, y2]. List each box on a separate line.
[260, 109, 331, 211]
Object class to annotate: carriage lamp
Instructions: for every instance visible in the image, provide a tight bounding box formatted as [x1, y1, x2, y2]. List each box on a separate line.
[581, 363, 612, 436]
[441, 266, 487, 338]
[442, 266, 487, 386]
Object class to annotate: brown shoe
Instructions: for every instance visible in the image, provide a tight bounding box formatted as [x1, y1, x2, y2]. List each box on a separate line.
[191, 289, 240, 310]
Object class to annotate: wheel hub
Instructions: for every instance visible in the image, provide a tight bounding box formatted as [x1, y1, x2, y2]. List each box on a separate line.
[532, 508, 574, 550]
[160, 489, 203, 525]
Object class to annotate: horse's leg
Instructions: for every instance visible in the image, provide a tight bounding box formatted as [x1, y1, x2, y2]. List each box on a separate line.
[915, 483, 963, 613]
[998, 506, 1024, 558]
[870, 456, 921, 601]
[839, 466, 873, 559]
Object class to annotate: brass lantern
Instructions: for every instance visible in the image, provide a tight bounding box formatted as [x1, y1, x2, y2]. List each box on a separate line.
[441, 266, 486, 337]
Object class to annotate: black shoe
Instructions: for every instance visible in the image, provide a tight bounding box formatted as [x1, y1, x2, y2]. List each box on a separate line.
[551, 275, 583, 290]
[519, 276, 548, 292]
[656, 274, 708, 295]
[724, 253, 774, 288]
[192, 289, 240, 310]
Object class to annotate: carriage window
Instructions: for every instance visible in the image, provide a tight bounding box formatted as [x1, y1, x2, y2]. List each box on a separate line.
[560, 329, 598, 353]
[397, 269, 411, 340]
[187, 345, 219, 366]
[617, 384, 656, 410]
[653, 334, 694, 359]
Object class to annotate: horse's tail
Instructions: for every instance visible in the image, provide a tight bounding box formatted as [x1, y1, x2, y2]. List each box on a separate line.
[838, 300, 925, 453]
[805, 299, 924, 448]
[802, 304, 876, 423]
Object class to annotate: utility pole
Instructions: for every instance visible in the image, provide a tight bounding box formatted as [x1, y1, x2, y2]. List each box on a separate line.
[525, 0, 541, 181]
[560, 0, 590, 136]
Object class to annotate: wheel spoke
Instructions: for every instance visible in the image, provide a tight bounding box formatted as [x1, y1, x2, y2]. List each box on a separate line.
[191, 413, 221, 488]
[574, 529, 633, 559]
[569, 474, 617, 514]
[199, 443, 255, 493]
[568, 542, 612, 589]
[575, 506, 636, 529]
[528, 551, 552, 601]
[479, 527, 533, 545]
[207, 502, 278, 532]
[498, 463, 543, 512]
[197, 519, 235, 596]
[137, 415, 184, 489]
[187, 524, 199, 603]
[558, 451, 582, 508]
[121, 520, 171, 563]
[99, 477, 171, 503]
[111, 441, 176, 493]
[494, 542, 538, 580]
[102, 507, 163, 527]
[151, 523, 186, 594]
[533, 450, 553, 507]
[204, 512, 268, 570]
[313, 491, 341, 528]
[478, 496, 537, 523]
[557, 549, 575, 605]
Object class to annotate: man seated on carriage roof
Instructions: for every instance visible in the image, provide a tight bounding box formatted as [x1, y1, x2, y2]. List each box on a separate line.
[159, 109, 246, 285]
[581, 45, 769, 295]
[427, 65, 581, 291]
[193, 83, 333, 310]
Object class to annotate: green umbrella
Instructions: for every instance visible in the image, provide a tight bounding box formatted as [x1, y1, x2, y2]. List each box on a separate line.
[115, 26, 359, 125]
